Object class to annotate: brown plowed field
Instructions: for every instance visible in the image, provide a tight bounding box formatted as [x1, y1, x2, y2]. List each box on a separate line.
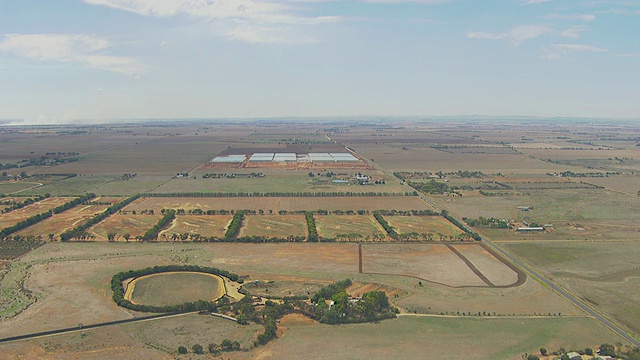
[159, 215, 232, 239]
[0, 197, 76, 230]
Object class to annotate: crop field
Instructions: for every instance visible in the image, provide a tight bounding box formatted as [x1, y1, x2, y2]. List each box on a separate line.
[315, 215, 387, 241]
[159, 215, 232, 239]
[239, 215, 307, 238]
[15, 203, 110, 238]
[0, 197, 75, 230]
[88, 214, 162, 241]
[125, 272, 225, 306]
[385, 216, 464, 238]
[0, 181, 44, 194]
[125, 195, 431, 212]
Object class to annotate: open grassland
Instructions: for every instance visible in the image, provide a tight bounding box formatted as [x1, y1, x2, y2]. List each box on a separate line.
[504, 241, 640, 337]
[126, 272, 225, 306]
[239, 215, 307, 238]
[0, 197, 75, 230]
[0, 181, 44, 194]
[430, 188, 640, 240]
[160, 215, 232, 239]
[19, 175, 168, 196]
[315, 215, 387, 241]
[88, 214, 161, 241]
[0, 241, 594, 358]
[126, 195, 431, 212]
[268, 315, 622, 360]
[15, 204, 110, 238]
[386, 216, 464, 238]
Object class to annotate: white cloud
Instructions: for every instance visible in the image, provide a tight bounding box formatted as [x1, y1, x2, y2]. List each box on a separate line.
[542, 43, 609, 60]
[467, 24, 553, 46]
[524, 0, 556, 5]
[554, 43, 609, 52]
[84, 0, 342, 44]
[547, 13, 597, 21]
[0, 34, 144, 75]
[560, 26, 587, 38]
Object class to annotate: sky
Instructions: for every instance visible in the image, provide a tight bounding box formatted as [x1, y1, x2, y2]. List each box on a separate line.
[0, 0, 639, 123]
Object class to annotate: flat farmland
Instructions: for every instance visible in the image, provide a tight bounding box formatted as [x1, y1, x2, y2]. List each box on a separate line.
[15, 203, 110, 238]
[450, 245, 519, 286]
[578, 175, 640, 194]
[239, 215, 307, 238]
[0, 181, 44, 194]
[160, 215, 232, 238]
[315, 215, 387, 241]
[0, 197, 75, 230]
[361, 244, 487, 287]
[89, 214, 161, 240]
[268, 316, 621, 360]
[350, 143, 567, 173]
[125, 195, 431, 212]
[504, 241, 640, 336]
[386, 216, 464, 238]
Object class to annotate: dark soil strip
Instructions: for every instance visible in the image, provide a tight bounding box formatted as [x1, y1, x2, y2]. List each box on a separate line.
[478, 243, 527, 288]
[445, 244, 495, 287]
[358, 243, 363, 273]
[0, 312, 180, 344]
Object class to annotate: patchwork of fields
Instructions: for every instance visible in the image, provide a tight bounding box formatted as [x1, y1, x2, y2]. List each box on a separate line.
[1, 121, 639, 359]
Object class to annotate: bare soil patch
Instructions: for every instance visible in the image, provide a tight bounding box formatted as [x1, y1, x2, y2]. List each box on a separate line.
[240, 215, 307, 238]
[361, 244, 487, 287]
[385, 216, 464, 239]
[160, 215, 232, 239]
[125, 272, 225, 306]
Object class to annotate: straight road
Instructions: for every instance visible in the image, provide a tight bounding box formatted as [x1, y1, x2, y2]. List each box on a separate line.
[343, 138, 640, 347]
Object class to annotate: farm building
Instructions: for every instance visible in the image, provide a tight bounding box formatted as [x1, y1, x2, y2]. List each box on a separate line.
[516, 227, 545, 232]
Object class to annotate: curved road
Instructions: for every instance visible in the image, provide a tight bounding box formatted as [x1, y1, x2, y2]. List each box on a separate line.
[341, 137, 640, 347]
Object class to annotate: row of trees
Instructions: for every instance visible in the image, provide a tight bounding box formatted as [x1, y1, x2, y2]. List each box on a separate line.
[111, 264, 239, 313]
[224, 210, 245, 241]
[142, 210, 175, 241]
[147, 191, 415, 197]
[442, 210, 482, 241]
[0, 193, 95, 239]
[462, 217, 510, 228]
[373, 211, 399, 239]
[52, 193, 96, 214]
[1, 194, 50, 214]
[60, 194, 141, 241]
[305, 211, 318, 242]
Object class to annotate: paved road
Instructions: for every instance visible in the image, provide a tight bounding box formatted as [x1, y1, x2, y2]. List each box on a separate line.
[343, 139, 640, 347]
[479, 234, 640, 347]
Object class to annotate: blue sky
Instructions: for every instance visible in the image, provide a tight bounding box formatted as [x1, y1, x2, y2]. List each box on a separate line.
[0, 0, 639, 123]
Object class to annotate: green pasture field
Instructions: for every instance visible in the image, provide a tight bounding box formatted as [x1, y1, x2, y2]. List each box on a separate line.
[0, 181, 43, 194]
[385, 216, 464, 238]
[315, 215, 387, 241]
[128, 272, 224, 306]
[504, 241, 640, 337]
